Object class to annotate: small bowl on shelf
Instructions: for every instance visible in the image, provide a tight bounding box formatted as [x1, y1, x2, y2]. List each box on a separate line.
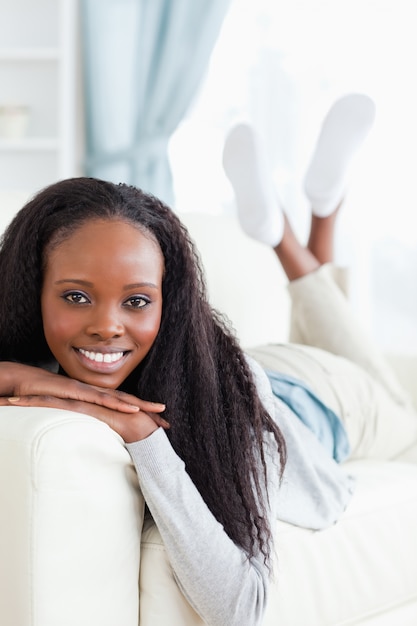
[0, 105, 30, 140]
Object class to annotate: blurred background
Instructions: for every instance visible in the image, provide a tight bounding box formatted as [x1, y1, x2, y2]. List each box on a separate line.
[1, 0, 416, 353]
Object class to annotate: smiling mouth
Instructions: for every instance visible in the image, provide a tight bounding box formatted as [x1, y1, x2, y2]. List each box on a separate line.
[77, 348, 127, 364]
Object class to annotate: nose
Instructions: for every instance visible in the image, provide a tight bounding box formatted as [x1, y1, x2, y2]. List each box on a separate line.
[85, 306, 125, 340]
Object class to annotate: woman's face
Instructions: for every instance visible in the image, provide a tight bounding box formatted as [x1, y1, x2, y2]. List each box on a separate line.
[41, 218, 164, 389]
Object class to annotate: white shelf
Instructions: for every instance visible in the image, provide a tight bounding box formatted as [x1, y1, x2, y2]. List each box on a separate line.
[0, 0, 79, 193]
[0, 48, 60, 61]
[0, 137, 58, 151]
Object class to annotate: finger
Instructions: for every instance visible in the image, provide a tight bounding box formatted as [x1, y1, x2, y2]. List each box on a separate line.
[5, 396, 126, 433]
[64, 383, 139, 413]
[0, 397, 20, 406]
[147, 412, 170, 429]
[77, 384, 166, 414]
[136, 399, 166, 413]
[6, 396, 170, 428]
[6, 395, 80, 410]
[15, 374, 141, 414]
[105, 389, 166, 412]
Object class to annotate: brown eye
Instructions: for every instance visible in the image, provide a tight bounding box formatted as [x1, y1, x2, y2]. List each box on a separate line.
[63, 292, 89, 304]
[124, 296, 149, 309]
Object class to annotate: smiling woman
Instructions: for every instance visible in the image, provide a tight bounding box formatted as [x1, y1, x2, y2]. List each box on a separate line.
[41, 219, 164, 391]
[0, 176, 287, 626]
[1, 166, 417, 626]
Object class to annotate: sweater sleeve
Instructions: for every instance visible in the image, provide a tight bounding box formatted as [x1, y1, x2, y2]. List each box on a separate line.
[126, 358, 280, 626]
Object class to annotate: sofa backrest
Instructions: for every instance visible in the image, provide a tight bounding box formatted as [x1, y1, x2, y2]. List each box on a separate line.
[179, 211, 289, 348]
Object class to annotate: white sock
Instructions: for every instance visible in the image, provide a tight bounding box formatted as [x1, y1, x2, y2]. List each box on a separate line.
[222, 123, 284, 246]
[303, 93, 376, 216]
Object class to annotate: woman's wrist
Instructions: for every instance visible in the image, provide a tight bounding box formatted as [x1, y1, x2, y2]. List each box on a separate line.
[122, 414, 160, 443]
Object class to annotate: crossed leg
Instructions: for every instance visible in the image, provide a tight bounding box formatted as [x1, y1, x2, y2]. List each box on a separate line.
[223, 94, 417, 461]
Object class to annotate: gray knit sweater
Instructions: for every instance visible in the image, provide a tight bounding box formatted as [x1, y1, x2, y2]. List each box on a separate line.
[126, 358, 353, 626]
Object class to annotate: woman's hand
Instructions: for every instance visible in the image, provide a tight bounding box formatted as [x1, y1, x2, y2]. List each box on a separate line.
[1, 394, 168, 442]
[0, 362, 168, 442]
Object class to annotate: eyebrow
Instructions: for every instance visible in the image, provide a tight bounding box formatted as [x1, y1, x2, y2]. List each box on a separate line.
[54, 279, 159, 290]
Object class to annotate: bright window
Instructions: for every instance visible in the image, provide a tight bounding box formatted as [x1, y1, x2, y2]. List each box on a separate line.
[169, 0, 417, 353]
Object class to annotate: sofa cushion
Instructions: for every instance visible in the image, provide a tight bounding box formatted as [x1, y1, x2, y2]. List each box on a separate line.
[140, 460, 417, 626]
[264, 460, 417, 625]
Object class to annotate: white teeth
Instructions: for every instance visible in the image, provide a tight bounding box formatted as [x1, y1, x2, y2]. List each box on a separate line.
[78, 349, 124, 363]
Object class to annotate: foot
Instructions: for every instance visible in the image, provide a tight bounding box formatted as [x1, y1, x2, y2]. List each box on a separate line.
[222, 123, 284, 246]
[303, 93, 376, 217]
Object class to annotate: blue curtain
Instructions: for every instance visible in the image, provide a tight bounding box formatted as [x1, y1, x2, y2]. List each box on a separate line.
[81, 0, 232, 205]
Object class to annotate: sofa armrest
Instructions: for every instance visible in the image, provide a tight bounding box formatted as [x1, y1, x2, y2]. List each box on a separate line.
[0, 406, 143, 626]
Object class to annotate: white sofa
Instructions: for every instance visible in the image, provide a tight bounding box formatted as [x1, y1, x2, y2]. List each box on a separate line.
[0, 198, 417, 626]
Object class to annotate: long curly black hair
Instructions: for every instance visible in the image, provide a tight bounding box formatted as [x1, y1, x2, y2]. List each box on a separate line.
[0, 177, 286, 565]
